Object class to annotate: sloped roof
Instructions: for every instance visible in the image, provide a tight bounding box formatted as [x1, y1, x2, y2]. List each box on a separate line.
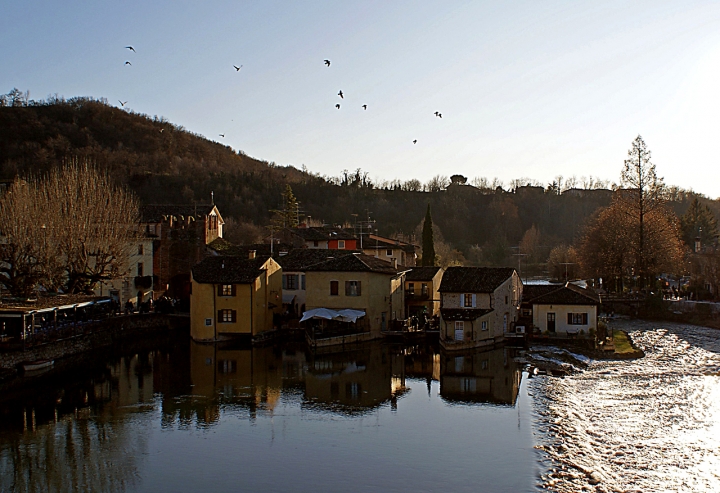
[405, 266, 443, 282]
[526, 283, 601, 305]
[521, 284, 563, 302]
[141, 203, 219, 223]
[440, 308, 494, 321]
[207, 239, 294, 258]
[438, 267, 516, 293]
[305, 253, 399, 274]
[275, 249, 359, 271]
[192, 256, 270, 284]
[289, 227, 357, 241]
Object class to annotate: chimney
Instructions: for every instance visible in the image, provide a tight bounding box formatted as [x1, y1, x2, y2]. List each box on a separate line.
[248, 250, 256, 259]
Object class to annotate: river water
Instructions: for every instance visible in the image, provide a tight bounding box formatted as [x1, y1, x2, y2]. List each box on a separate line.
[1, 319, 719, 492]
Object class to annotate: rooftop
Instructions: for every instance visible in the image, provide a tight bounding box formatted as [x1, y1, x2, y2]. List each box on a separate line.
[438, 267, 516, 293]
[192, 256, 271, 284]
[405, 266, 443, 282]
[524, 282, 601, 305]
[141, 203, 219, 223]
[305, 253, 400, 274]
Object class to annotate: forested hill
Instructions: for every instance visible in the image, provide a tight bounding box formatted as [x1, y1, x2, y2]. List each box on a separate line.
[0, 92, 713, 266]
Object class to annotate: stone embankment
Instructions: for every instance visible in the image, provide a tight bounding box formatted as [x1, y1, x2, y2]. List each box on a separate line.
[0, 314, 188, 378]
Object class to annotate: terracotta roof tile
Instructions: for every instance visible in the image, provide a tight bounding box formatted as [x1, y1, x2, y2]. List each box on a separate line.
[438, 267, 516, 293]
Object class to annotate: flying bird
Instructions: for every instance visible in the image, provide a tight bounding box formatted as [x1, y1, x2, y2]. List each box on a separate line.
[362, 104, 367, 110]
[434, 111, 442, 118]
[335, 104, 340, 109]
[219, 133, 225, 138]
[338, 90, 343, 99]
[233, 65, 243, 71]
[125, 46, 135, 52]
[324, 59, 331, 66]
[413, 140, 417, 144]
[125, 61, 132, 65]
[118, 100, 127, 107]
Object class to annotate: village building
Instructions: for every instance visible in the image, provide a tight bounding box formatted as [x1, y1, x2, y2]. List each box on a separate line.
[141, 204, 224, 303]
[270, 226, 358, 250]
[520, 282, 601, 336]
[359, 233, 418, 267]
[438, 267, 522, 351]
[93, 233, 155, 308]
[404, 266, 444, 320]
[189, 253, 282, 342]
[439, 348, 522, 405]
[303, 253, 406, 342]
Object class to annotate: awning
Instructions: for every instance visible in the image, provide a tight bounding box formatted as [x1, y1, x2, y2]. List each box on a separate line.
[282, 294, 297, 304]
[300, 308, 366, 323]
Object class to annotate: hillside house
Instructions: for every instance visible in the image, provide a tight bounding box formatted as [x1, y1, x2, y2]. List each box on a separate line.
[404, 266, 444, 320]
[271, 227, 358, 250]
[360, 233, 418, 267]
[438, 267, 522, 351]
[521, 283, 600, 336]
[190, 252, 282, 341]
[304, 253, 406, 342]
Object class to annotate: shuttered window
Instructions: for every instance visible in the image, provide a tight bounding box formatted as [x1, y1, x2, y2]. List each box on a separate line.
[219, 284, 235, 296]
[330, 280, 339, 296]
[218, 309, 236, 323]
[568, 313, 588, 325]
[345, 281, 361, 296]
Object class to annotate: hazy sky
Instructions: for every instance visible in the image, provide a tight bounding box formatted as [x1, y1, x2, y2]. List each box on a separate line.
[2, 1, 719, 197]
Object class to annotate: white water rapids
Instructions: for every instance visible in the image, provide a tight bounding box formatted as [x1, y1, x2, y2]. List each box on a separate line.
[529, 319, 720, 492]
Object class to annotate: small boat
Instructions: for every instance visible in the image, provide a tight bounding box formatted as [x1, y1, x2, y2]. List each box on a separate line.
[22, 359, 54, 372]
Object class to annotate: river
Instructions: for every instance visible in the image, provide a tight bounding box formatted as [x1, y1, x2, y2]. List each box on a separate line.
[1, 319, 718, 492]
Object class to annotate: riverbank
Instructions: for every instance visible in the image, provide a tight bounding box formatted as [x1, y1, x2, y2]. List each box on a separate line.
[0, 314, 189, 379]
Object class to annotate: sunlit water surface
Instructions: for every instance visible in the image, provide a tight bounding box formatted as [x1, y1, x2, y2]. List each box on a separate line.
[531, 319, 720, 492]
[0, 339, 536, 493]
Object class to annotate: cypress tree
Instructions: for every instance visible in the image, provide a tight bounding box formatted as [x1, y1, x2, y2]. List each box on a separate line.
[422, 204, 436, 266]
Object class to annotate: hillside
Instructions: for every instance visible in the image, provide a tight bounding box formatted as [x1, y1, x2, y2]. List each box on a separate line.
[1, 90, 715, 267]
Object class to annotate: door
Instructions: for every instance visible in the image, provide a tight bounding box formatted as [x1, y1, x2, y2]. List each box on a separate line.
[381, 312, 387, 331]
[547, 312, 556, 333]
[454, 321, 464, 341]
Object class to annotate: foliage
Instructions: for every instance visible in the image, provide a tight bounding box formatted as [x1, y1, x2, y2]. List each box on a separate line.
[680, 197, 718, 247]
[547, 245, 579, 282]
[0, 161, 139, 295]
[421, 204, 436, 266]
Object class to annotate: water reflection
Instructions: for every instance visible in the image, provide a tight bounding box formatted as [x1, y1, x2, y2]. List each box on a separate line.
[0, 339, 532, 493]
[440, 347, 522, 405]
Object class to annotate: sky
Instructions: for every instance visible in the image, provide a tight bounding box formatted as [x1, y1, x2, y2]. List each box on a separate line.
[2, 0, 720, 197]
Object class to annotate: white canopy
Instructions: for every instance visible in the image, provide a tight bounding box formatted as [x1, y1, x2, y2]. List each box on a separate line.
[300, 308, 366, 323]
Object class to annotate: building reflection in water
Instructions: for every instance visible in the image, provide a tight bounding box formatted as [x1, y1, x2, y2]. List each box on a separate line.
[0, 352, 156, 493]
[439, 347, 522, 405]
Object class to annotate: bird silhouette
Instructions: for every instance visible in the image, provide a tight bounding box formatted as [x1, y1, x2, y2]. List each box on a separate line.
[219, 134, 225, 138]
[338, 90, 343, 99]
[233, 65, 243, 71]
[125, 61, 132, 65]
[125, 46, 135, 52]
[362, 105, 367, 110]
[335, 104, 340, 109]
[118, 100, 127, 107]
[324, 59, 331, 66]
[438, 113, 442, 118]
[413, 140, 417, 144]
[434, 111, 443, 118]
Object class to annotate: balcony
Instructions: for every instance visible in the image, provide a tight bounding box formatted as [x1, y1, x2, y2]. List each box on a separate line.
[406, 292, 430, 301]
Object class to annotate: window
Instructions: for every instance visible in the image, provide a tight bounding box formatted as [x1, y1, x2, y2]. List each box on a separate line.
[138, 244, 144, 255]
[481, 321, 488, 331]
[464, 294, 473, 307]
[421, 283, 428, 296]
[313, 240, 319, 247]
[454, 321, 464, 341]
[505, 296, 508, 304]
[386, 249, 393, 256]
[503, 314, 508, 331]
[408, 283, 415, 295]
[330, 280, 339, 296]
[568, 313, 588, 325]
[521, 308, 532, 317]
[219, 284, 235, 296]
[338, 240, 345, 249]
[205, 318, 212, 326]
[137, 262, 143, 277]
[301, 274, 306, 290]
[218, 309, 236, 323]
[345, 280, 361, 296]
[283, 274, 297, 290]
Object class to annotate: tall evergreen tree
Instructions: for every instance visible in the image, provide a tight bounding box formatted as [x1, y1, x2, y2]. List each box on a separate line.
[421, 204, 436, 266]
[680, 197, 718, 247]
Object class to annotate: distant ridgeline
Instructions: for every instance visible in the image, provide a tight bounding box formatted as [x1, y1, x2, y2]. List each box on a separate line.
[0, 89, 714, 266]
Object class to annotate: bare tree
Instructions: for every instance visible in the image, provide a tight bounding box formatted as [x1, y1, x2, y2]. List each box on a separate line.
[425, 175, 449, 192]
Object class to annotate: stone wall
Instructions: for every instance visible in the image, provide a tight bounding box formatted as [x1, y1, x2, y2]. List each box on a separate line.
[0, 314, 189, 374]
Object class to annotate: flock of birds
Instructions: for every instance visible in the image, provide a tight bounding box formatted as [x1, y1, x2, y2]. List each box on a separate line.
[120, 48, 442, 144]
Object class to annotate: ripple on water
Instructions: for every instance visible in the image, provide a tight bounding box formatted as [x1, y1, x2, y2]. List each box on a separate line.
[531, 319, 720, 492]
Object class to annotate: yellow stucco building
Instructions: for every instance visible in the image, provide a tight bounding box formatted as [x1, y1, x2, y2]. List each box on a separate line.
[190, 254, 282, 341]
